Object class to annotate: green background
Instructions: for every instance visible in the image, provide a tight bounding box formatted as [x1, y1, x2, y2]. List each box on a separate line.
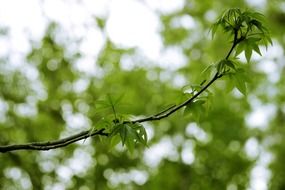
[0, 0, 285, 189]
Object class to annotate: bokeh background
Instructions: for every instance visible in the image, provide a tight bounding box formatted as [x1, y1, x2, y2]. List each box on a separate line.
[0, 0, 285, 189]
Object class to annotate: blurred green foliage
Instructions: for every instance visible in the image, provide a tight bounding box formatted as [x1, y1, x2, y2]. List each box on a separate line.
[1, 0, 285, 190]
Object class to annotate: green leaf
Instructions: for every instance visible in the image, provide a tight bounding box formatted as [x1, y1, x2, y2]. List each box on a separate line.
[237, 37, 263, 62]
[231, 68, 250, 95]
[184, 100, 206, 120]
[137, 125, 148, 146]
[251, 19, 264, 32]
[216, 60, 225, 73]
[237, 68, 251, 82]
[129, 123, 148, 147]
[248, 37, 261, 43]
[110, 135, 121, 149]
[119, 124, 127, 145]
[252, 43, 262, 56]
[225, 60, 236, 70]
[113, 93, 125, 105]
[216, 59, 236, 73]
[95, 100, 113, 110]
[125, 125, 138, 153]
[211, 23, 219, 39]
[248, 12, 265, 21]
[234, 75, 247, 95]
[265, 35, 273, 45]
[225, 73, 236, 92]
[245, 46, 252, 63]
[110, 124, 122, 137]
[125, 135, 135, 154]
[263, 35, 273, 48]
[111, 123, 148, 152]
[235, 41, 246, 56]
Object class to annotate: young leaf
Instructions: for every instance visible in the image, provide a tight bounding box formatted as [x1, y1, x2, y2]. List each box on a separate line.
[119, 124, 127, 145]
[252, 43, 262, 56]
[95, 100, 113, 110]
[110, 135, 121, 149]
[233, 74, 247, 95]
[125, 124, 138, 153]
[211, 22, 219, 39]
[263, 35, 273, 48]
[216, 60, 226, 73]
[225, 73, 236, 92]
[127, 123, 148, 147]
[225, 60, 236, 70]
[113, 93, 125, 105]
[184, 100, 206, 120]
[110, 124, 122, 137]
[245, 46, 252, 63]
[235, 41, 246, 56]
[125, 135, 135, 154]
[135, 124, 148, 146]
[230, 68, 251, 95]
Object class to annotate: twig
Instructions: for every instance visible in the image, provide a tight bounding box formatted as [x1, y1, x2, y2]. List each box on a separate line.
[0, 129, 108, 153]
[0, 30, 241, 153]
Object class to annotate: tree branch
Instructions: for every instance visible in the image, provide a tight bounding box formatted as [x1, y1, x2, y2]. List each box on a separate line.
[0, 29, 241, 153]
[128, 31, 241, 124]
[0, 72, 221, 153]
[127, 72, 222, 124]
[0, 129, 108, 153]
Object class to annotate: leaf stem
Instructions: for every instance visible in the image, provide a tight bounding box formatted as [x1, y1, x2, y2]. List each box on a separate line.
[225, 30, 238, 60]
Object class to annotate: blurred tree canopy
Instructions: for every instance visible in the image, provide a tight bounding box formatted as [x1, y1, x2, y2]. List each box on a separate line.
[1, 0, 285, 189]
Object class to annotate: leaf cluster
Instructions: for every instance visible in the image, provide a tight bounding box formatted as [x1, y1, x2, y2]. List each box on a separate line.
[94, 94, 148, 153]
[181, 82, 213, 120]
[212, 8, 272, 62]
[110, 122, 148, 153]
[208, 8, 272, 95]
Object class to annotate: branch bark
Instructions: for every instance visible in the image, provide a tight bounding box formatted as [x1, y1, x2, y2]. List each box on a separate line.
[0, 129, 108, 153]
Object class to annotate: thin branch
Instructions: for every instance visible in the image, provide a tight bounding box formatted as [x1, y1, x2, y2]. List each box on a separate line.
[226, 30, 238, 60]
[0, 29, 242, 153]
[127, 72, 222, 124]
[0, 129, 108, 153]
[127, 32, 241, 124]
[0, 70, 221, 153]
[0, 72, 223, 153]
[153, 104, 176, 117]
